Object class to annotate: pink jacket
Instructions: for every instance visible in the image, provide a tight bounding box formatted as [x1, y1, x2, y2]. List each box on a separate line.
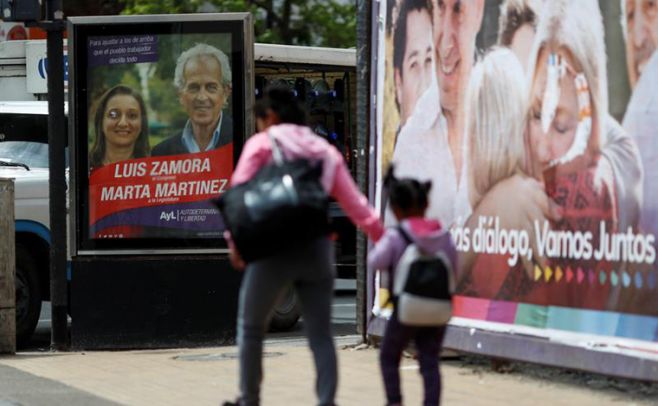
[230, 124, 384, 242]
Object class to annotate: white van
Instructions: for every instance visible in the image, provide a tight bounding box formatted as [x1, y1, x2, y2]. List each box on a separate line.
[0, 101, 54, 345]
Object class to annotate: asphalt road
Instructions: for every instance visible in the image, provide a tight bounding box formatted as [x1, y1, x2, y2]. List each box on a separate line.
[23, 280, 357, 351]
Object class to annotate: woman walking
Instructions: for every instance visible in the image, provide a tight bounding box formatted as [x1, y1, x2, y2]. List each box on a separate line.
[223, 86, 384, 406]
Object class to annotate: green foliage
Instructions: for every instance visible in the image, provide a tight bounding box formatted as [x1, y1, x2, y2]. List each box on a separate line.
[120, 0, 203, 15]
[302, 2, 357, 48]
[87, 0, 356, 150]
[121, 0, 356, 48]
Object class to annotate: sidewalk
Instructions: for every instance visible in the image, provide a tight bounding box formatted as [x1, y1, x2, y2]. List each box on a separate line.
[0, 335, 655, 406]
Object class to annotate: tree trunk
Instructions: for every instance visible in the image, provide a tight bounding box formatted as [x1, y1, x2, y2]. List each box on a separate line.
[280, 0, 293, 43]
[266, 0, 274, 29]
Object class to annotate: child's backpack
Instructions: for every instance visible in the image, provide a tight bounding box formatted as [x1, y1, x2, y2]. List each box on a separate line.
[392, 226, 454, 326]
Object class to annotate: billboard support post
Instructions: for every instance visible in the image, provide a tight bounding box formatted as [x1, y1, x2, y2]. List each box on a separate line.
[46, 20, 68, 351]
[355, 0, 371, 341]
[30, 0, 69, 351]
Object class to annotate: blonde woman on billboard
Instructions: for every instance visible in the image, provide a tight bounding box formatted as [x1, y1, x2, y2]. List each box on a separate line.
[456, 47, 531, 298]
[525, 0, 611, 182]
[521, 0, 621, 309]
[466, 48, 527, 209]
[495, 0, 644, 234]
[483, 0, 643, 310]
[468, 0, 644, 267]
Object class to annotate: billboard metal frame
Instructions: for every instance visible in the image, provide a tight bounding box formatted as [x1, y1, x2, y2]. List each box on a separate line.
[67, 13, 254, 257]
[363, 0, 658, 382]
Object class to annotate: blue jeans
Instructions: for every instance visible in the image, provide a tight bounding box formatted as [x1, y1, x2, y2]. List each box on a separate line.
[237, 237, 337, 406]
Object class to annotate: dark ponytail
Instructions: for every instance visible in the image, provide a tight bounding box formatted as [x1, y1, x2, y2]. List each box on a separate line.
[384, 165, 431, 212]
[255, 85, 307, 126]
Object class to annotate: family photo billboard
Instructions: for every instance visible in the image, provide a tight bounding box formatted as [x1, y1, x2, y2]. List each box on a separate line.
[369, 0, 658, 374]
[67, 13, 253, 254]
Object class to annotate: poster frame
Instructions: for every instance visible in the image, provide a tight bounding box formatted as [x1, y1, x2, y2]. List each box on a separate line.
[67, 13, 254, 256]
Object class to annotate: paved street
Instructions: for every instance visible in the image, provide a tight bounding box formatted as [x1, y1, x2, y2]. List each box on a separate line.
[4, 279, 657, 405]
[2, 334, 657, 405]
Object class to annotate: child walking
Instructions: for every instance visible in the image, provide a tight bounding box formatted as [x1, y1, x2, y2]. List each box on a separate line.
[369, 167, 457, 406]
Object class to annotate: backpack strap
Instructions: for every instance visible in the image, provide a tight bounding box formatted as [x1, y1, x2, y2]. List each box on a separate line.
[386, 225, 413, 306]
[397, 225, 413, 245]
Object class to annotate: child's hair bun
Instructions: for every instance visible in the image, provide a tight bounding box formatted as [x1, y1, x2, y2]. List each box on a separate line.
[384, 164, 430, 211]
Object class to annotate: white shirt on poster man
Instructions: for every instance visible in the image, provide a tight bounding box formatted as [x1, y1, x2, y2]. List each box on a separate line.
[387, 78, 472, 228]
[623, 51, 658, 239]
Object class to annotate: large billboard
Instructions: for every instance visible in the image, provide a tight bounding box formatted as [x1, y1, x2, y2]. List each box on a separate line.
[370, 0, 658, 359]
[68, 14, 253, 254]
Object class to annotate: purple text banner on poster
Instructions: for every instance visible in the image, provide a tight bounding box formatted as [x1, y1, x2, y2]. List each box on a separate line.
[88, 35, 159, 67]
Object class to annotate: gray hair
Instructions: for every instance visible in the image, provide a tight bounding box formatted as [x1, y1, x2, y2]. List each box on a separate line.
[467, 47, 528, 206]
[527, 0, 608, 143]
[174, 43, 232, 90]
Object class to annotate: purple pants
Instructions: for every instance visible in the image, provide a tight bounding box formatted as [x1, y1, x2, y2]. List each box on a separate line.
[379, 312, 446, 406]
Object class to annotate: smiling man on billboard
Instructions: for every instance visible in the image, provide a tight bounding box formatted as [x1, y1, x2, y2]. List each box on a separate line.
[390, 0, 484, 227]
[152, 43, 234, 156]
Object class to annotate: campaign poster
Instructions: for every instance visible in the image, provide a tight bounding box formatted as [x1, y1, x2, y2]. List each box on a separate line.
[371, 0, 658, 353]
[64, 14, 251, 249]
[85, 32, 234, 239]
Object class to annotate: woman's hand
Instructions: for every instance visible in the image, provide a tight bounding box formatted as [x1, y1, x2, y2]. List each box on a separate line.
[229, 247, 246, 271]
[485, 174, 562, 230]
[461, 174, 562, 277]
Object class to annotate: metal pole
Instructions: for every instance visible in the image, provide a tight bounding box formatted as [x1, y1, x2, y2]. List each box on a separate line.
[355, 0, 371, 340]
[45, 0, 69, 350]
[0, 179, 16, 354]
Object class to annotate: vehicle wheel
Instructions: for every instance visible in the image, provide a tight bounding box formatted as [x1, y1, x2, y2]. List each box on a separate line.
[15, 245, 42, 348]
[269, 286, 301, 331]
